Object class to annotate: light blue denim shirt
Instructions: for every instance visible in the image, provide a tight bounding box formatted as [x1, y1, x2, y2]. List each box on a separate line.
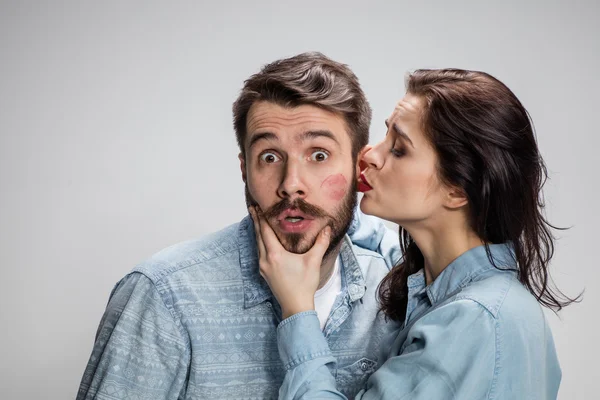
[77, 213, 400, 399]
[277, 244, 562, 399]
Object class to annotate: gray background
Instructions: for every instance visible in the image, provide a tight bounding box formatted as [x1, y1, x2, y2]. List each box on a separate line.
[0, 1, 597, 399]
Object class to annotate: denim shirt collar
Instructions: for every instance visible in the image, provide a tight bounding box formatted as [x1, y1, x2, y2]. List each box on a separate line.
[338, 235, 367, 302]
[407, 243, 517, 307]
[237, 215, 367, 309]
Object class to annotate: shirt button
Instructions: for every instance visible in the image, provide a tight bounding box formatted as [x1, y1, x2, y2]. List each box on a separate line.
[360, 362, 368, 371]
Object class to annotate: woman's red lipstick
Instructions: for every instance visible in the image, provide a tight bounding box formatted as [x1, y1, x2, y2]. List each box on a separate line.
[358, 173, 373, 192]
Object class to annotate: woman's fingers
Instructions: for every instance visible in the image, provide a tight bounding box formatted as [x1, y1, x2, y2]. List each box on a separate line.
[250, 206, 330, 273]
[248, 208, 329, 318]
[248, 207, 266, 260]
[255, 208, 284, 254]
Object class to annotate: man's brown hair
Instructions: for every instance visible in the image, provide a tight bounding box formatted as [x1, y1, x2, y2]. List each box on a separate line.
[233, 52, 371, 160]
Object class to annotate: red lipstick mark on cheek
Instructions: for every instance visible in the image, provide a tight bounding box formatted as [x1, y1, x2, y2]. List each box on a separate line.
[321, 174, 348, 202]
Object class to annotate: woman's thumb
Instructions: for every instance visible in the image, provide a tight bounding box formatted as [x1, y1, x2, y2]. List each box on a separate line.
[308, 226, 331, 262]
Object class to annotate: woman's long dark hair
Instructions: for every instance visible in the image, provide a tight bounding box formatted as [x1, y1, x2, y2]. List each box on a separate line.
[378, 69, 580, 322]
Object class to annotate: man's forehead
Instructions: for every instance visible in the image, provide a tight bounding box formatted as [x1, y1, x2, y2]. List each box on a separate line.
[246, 102, 348, 139]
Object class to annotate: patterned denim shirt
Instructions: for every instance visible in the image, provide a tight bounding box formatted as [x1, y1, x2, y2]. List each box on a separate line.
[77, 213, 400, 399]
[276, 244, 562, 399]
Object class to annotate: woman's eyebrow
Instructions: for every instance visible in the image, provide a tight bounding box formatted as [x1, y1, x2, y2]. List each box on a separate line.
[385, 120, 414, 148]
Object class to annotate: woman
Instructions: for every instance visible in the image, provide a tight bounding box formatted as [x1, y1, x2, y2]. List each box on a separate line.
[249, 69, 576, 399]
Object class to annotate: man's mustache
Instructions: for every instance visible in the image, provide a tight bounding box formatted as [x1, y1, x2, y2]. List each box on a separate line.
[262, 198, 329, 221]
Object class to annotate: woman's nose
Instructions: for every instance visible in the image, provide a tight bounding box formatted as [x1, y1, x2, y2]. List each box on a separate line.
[361, 144, 383, 170]
[358, 145, 373, 171]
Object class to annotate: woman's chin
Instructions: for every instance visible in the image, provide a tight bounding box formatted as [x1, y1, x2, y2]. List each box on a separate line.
[359, 196, 378, 217]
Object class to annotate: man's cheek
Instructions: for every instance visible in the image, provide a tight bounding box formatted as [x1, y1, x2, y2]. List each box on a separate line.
[245, 181, 267, 208]
[320, 174, 348, 202]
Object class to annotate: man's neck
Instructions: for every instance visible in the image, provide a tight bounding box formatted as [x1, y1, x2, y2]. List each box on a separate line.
[317, 243, 342, 290]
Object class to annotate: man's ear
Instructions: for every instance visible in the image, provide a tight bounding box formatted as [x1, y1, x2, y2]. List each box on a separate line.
[355, 157, 361, 182]
[239, 153, 247, 183]
[445, 186, 468, 209]
[355, 145, 371, 180]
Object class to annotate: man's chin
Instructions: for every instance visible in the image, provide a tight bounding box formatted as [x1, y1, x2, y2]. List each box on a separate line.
[278, 232, 315, 255]
[278, 229, 341, 260]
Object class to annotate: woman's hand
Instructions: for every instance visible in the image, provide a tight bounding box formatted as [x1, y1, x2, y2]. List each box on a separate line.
[248, 206, 331, 320]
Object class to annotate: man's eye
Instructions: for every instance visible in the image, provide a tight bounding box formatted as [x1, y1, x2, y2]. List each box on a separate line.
[260, 152, 280, 163]
[311, 151, 329, 162]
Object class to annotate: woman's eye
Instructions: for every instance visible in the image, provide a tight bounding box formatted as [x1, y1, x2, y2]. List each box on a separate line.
[260, 152, 280, 163]
[311, 151, 329, 162]
[390, 138, 406, 158]
[390, 147, 406, 158]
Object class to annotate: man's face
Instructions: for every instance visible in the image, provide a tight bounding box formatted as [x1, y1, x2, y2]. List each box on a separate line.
[240, 101, 358, 257]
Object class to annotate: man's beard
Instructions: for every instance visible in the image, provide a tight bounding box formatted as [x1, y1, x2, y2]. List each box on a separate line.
[245, 181, 357, 260]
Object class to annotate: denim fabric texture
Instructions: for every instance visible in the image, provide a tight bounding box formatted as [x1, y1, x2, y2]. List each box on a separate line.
[277, 244, 562, 400]
[77, 213, 399, 399]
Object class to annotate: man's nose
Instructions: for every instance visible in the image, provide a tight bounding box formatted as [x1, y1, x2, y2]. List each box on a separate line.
[277, 160, 307, 200]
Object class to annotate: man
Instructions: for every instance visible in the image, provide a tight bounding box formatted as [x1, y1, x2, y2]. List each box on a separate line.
[77, 52, 400, 400]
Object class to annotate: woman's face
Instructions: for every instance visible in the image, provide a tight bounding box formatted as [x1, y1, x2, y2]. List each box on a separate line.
[359, 94, 449, 227]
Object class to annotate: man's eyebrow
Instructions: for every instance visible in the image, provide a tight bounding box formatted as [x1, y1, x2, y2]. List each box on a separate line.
[385, 119, 414, 148]
[248, 130, 339, 149]
[302, 130, 339, 145]
[248, 132, 278, 149]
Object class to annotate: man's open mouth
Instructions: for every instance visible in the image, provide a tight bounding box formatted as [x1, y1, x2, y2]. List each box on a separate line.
[276, 209, 316, 232]
[277, 208, 314, 221]
[285, 216, 305, 223]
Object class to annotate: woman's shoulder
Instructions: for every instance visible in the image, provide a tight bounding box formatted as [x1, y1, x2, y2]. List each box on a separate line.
[400, 267, 552, 353]
[391, 270, 559, 398]
[454, 269, 548, 328]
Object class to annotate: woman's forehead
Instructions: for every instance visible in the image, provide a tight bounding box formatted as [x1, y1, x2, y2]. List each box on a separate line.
[391, 94, 422, 121]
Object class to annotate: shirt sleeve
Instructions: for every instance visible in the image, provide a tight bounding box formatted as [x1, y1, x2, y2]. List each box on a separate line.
[77, 272, 191, 400]
[277, 301, 497, 400]
[347, 206, 402, 269]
